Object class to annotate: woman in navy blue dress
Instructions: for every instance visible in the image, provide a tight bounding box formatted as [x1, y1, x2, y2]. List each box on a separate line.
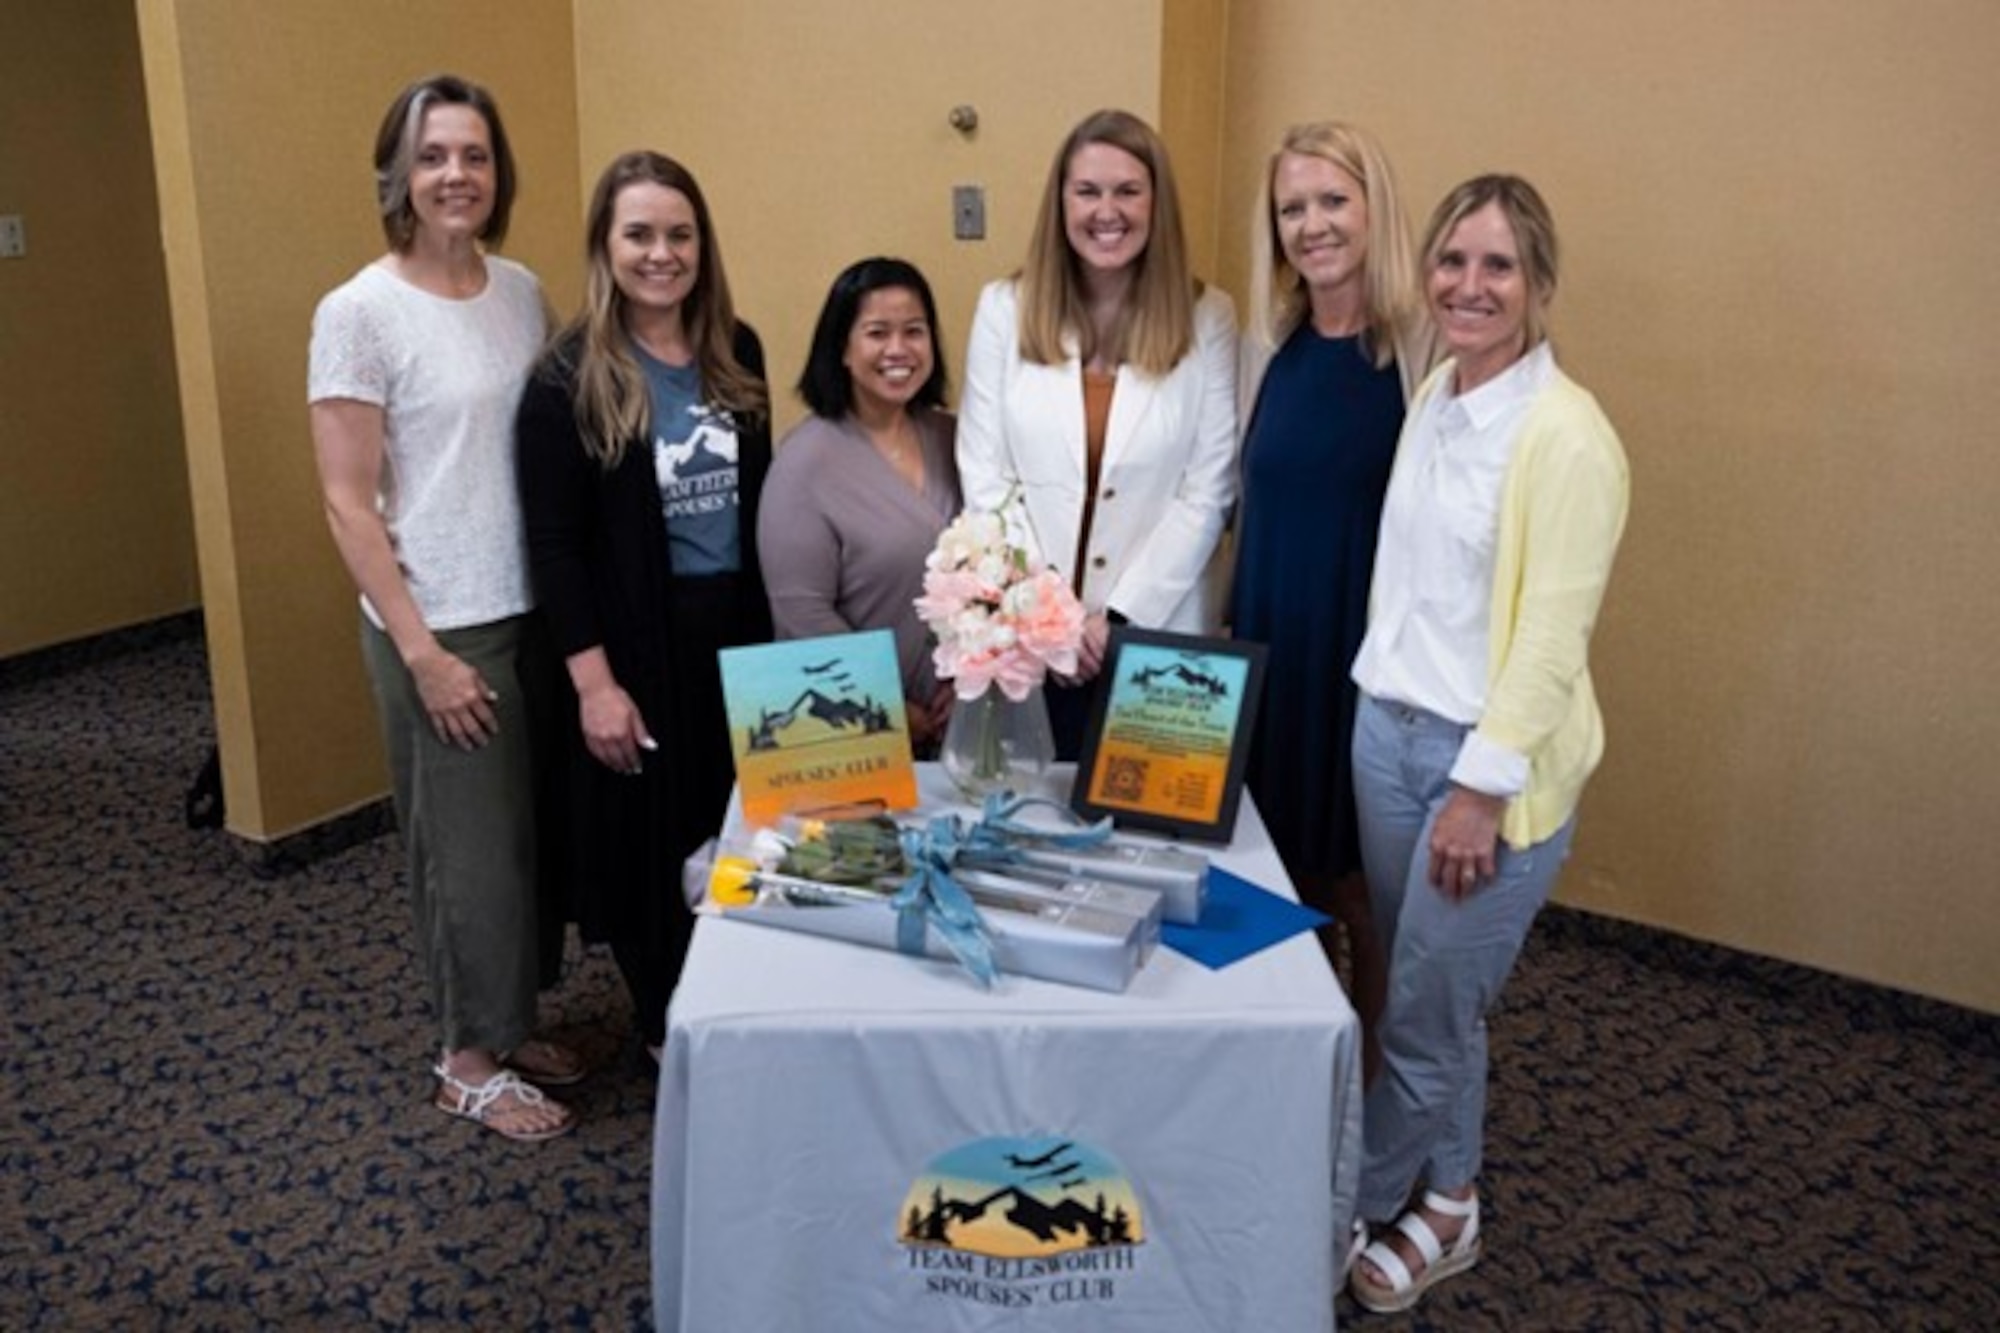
[1231, 122, 1428, 1083]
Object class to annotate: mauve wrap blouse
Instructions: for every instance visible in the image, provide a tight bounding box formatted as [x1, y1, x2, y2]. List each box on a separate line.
[757, 407, 961, 703]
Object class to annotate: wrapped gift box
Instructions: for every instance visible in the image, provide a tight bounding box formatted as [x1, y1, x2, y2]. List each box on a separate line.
[952, 866, 1161, 963]
[684, 839, 1149, 993]
[966, 840, 1207, 925]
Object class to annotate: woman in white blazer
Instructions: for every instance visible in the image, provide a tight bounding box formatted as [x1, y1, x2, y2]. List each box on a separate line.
[957, 108, 1238, 755]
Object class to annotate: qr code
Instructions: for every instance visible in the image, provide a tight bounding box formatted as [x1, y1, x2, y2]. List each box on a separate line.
[1102, 755, 1147, 802]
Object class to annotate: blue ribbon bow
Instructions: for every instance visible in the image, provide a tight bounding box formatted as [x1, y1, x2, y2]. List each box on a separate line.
[893, 818, 998, 987]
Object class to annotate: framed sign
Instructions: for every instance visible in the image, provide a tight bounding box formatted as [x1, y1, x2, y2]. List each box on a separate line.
[1070, 628, 1266, 842]
[718, 629, 918, 826]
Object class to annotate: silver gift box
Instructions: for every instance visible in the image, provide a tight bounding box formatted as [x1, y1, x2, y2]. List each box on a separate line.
[951, 867, 1161, 964]
[966, 840, 1208, 925]
[684, 839, 1147, 993]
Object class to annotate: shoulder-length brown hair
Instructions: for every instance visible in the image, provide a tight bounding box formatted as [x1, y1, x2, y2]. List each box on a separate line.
[556, 151, 767, 468]
[372, 74, 516, 253]
[1017, 109, 1197, 376]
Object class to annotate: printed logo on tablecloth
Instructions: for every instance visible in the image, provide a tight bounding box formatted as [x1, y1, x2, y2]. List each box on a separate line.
[897, 1136, 1144, 1310]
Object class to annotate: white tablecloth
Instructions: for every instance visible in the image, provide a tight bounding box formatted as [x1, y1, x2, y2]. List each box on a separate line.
[653, 766, 1362, 1331]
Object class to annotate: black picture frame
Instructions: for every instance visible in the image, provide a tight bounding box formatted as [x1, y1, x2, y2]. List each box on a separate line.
[1069, 627, 1267, 842]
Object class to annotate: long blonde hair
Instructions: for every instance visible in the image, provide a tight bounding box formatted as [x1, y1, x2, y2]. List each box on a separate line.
[557, 151, 767, 468]
[1017, 109, 1198, 376]
[1247, 121, 1426, 379]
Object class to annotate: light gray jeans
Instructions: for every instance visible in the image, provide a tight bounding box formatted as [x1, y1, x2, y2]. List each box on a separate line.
[1351, 693, 1575, 1221]
[361, 614, 540, 1055]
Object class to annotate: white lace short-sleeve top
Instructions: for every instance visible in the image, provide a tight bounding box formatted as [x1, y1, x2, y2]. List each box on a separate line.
[308, 255, 546, 630]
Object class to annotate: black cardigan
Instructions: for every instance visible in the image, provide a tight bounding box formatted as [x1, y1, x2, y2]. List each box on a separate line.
[515, 323, 774, 938]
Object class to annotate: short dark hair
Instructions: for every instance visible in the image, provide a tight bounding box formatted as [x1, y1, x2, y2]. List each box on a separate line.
[796, 257, 948, 419]
[372, 74, 517, 252]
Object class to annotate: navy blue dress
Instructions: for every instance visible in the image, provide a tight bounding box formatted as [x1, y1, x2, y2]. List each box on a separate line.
[1231, 326, 1403, 890]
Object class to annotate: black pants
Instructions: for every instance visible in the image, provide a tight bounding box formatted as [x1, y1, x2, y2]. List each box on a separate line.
[1045, 674, 1104, 762]
[615, 574, 749, 1047]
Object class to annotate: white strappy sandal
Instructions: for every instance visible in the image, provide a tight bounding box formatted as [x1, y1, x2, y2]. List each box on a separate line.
[433, 1064, 575, 1142]
[1350, 1189, 1482, 1314]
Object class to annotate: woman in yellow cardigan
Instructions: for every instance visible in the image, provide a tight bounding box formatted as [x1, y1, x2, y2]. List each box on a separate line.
[1346, 175, 1629, 1314]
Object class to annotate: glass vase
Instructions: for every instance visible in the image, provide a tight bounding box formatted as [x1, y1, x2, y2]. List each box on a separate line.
[940, 685, 1055, 799]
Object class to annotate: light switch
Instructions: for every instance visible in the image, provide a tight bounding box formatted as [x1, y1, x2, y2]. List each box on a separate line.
[0, 215, 23, 259]
[953, 186, 985, 241]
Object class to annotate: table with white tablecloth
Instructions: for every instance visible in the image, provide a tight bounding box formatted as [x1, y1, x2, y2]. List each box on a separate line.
[652, 765, 1362, 1332]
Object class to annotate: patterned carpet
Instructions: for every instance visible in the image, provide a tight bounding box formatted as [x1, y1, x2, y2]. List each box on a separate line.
[4, 615, 1997, 1331]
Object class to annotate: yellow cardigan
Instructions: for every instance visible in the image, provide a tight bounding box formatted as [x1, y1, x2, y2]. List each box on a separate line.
[1404, 358, 1631, 849]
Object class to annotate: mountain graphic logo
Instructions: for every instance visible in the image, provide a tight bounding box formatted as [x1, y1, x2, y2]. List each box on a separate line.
[898, 1136, 1144, 1259]
[1129, 659, 1229, 697]
[654, 413, 739, 486]
[743, 654, 897, 751]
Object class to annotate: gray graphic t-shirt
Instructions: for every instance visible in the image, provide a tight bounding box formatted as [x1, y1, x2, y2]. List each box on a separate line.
[639, 346, 741, 576]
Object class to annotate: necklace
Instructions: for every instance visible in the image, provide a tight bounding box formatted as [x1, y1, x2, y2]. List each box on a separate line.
[860, 414, 924, 491]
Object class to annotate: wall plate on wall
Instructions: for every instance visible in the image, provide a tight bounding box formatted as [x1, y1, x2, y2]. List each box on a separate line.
[952, 186, 985, 241]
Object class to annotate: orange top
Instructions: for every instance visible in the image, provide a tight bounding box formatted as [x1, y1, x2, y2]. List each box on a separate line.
[1076, 370, 1117, 595]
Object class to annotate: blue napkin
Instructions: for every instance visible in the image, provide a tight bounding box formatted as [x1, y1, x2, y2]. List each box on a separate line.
[1162, 867, 1331, 969]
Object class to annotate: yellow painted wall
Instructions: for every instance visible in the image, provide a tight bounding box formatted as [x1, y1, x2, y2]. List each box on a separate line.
[1160, 0, 1228, 278]
[1220, 0, 2000, 1012]
[573, 0, 1169, 439]
[0, 0, 197, 657]
[137, 0, 581, 838]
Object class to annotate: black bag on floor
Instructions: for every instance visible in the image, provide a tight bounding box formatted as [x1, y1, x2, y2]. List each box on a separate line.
[185, 744, 224, 829]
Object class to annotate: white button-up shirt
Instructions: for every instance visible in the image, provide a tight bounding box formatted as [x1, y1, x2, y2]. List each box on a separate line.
[1351, 342, 1556, 797]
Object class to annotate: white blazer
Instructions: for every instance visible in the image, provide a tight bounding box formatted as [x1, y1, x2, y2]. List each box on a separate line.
[956, 279, 1239, 633]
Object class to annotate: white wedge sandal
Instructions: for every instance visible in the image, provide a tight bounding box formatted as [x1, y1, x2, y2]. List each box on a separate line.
[1349, 1189, 1482, 1314]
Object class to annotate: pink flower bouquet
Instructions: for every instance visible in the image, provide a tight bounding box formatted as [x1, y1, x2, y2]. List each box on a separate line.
[915, 508, 1085, 702]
